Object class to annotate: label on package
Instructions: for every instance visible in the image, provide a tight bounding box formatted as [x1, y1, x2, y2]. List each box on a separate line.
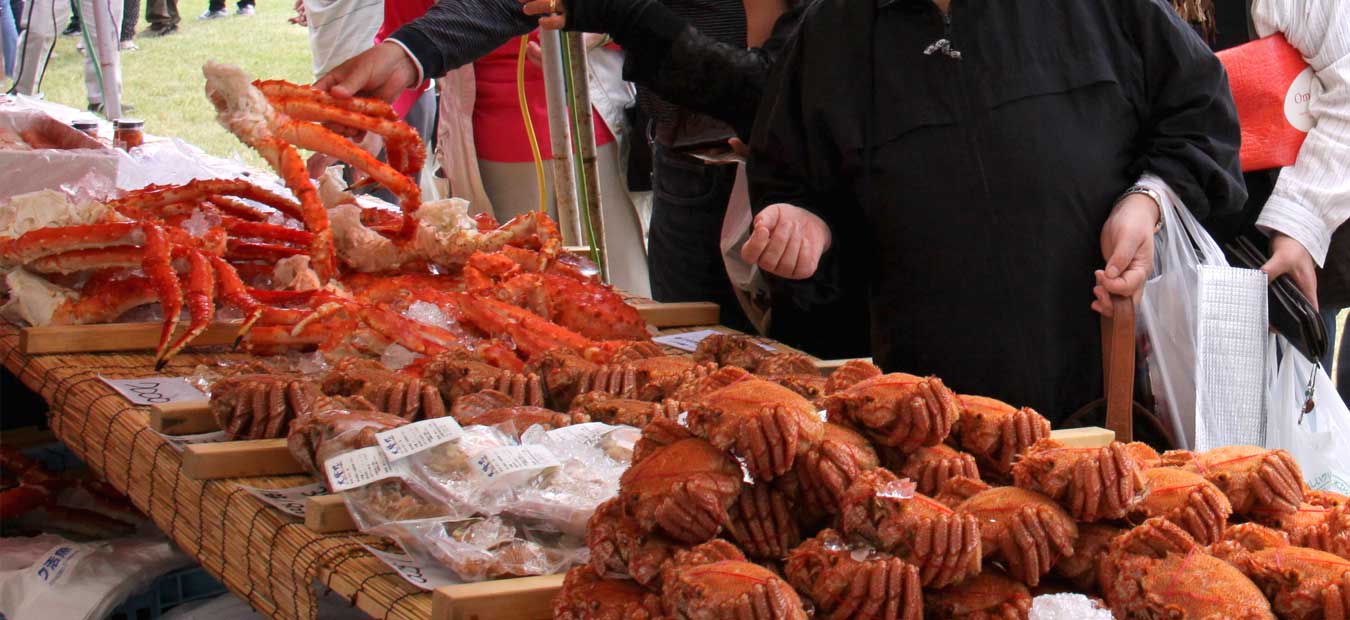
[33, 545, 83, 587]
[361, 545, 458, 590]
[473, 445, 560, 482]
[324, 446, 404, 492]
[100, 376, 205, 405]
[543, 422, 618, 446]
[159, 430, 228, 452]
[652, 329, 775, 353]
[240, 482, 328, 517]
[376, 417, 463, 461]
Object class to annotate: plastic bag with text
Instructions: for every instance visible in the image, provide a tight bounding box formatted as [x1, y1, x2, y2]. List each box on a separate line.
[1265, 335, 1350, 493]
[1137, 175, 1268, 451]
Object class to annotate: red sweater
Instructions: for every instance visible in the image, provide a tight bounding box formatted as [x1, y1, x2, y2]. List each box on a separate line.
[472, 32, 615, 163]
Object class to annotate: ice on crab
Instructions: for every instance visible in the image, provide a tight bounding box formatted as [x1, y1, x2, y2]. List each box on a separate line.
[0, 269, 74, 326]
[1029, 593, 1113, 620]
[405, 300, 451, 330]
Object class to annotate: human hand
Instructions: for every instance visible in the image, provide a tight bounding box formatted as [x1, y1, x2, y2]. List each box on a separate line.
[1261, 233, 1319, 310]
[1093, 192, 1159, 317]
[314, 41, 418, 103]
[520, 0, 566, 30]
[740, 203, 831, 280]
[728, 137, 750, 159]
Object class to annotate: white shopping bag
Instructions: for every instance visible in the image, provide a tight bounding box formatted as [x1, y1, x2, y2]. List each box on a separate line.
[1137, 175, 1268, 450]
[720, 165, 773, 335]
[1266, 335, 1350, 493]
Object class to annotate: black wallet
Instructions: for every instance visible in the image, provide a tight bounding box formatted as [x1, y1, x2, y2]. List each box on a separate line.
[1226, 236, 1328, 363]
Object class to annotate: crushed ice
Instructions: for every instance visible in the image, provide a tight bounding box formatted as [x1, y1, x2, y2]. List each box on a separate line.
[876, 478, 917, 500]
[405, 301, 450, 330]
[1029, 594, 1113, 620]
[181, 209, 214, 238]
[380, 343, 420, 371]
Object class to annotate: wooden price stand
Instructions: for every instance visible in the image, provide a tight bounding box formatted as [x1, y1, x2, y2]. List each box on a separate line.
[1, 301, 1114, 620]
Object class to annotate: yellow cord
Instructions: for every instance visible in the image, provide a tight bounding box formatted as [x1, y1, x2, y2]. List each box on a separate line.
[517, 35, 549, 214]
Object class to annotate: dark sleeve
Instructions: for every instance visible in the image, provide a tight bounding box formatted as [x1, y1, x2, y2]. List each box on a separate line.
[388, 0, 537, 79]
[1122, 0, 1247, 217]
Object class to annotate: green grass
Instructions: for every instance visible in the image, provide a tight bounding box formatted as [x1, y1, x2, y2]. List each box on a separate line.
[4, 6, 313, 167]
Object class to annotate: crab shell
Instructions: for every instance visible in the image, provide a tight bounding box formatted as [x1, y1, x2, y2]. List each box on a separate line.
[618, 438, 744, 544]
[1128, 467, 1233, 545]
[892, 443, 981, 497]
[774, 423, 879, 526]
[662, 558, 808, 620]
[1250, 500, 1350, 560]
[693, 334, 771, 371]
[553, 566, 664, 620]
[1164, 446, 1305, 517]
[1099, 517, 1274, 620]
[571, 392, 680, 428]
[422, 353, 545, 407]
[924, 569, 1033, 620]
[952, 395, 1050, 479]
[955, 485, 1078, 587]
[823, 360, 883, 396]
[1053, 523, 1123, 592]
[838, 468, 982, 588]
[784, 529, 923, 620]
[1232, 545, 1350, 620]
[824, 373, 960, 453]
[685, 374, 825, 482]
[724, 484, 801, 561]
[1011, 439, 1144, 522]
[586, 497, 679, 587]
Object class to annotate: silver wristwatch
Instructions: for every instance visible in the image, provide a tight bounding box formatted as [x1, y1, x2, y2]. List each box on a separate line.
[1117, 185, 1165, 231]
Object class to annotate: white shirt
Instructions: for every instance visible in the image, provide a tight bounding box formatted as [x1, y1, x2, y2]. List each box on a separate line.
[1251, 0, 1350, 266]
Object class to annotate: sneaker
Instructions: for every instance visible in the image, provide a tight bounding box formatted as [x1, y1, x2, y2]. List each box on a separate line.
[62, 23, 80, 36]
[198, 9, 228, 19]
[119, 40, 138, 51]
[147, 24, 178, 36]
[235, 5, 255, 15]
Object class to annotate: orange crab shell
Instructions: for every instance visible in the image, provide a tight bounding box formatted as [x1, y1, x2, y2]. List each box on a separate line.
[685, 373, 826, 482]
[953, 395, 1051, 479]
[724, 484, 801, 561]
[1128, 467, 1233, 546]
[1011, 439, 1144, 523]
[784, 529, 923, 620]
[824, 373, 960, 453]
[662, 558, 808, 620]
[924, 569, 1033, 620]
[1053, 523, 1123, 591]
[954, 485, 1078, 587]
[585, 497, 679, 587]
[892, 443, 981, 497]
[774, 422, 879, 526]
[552, 566, 664, 620]
[1165, 446, 1305, 517]
[618, 438, 744, 544]
[1234, 545, 1350, 620]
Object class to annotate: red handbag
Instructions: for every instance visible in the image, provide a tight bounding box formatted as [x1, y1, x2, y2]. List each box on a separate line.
[1216, 34, 1314, 172]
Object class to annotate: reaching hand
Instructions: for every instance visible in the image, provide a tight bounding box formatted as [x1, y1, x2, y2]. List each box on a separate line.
[740, 203, 831, 280]
[1261, 233, 1319, 309]
[519, 0, 566, 29]
[1093, 192, 1159, 317]
[314, 41, 419, 103]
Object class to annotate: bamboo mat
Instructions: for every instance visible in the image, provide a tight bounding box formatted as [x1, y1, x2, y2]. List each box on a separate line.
[0, 324, 431, 620]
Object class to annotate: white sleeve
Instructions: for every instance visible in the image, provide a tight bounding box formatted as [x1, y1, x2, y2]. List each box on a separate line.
[1250, 0, 1350, 266]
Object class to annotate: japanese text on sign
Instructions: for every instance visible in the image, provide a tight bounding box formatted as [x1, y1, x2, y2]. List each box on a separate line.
[376, 417, 463, 461]
[325, 446, 404, 492]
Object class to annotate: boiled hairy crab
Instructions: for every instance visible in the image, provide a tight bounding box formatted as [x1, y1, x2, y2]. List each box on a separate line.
[724, 483, 801, 561]
[938, 477, 1078, 587]
[321, 358, 447, 421]
[774, 422, 879, 527]
[1162, 445, 1305, 517]
[531, 351, 715, 409]
[681, 367, 826, 481]
[951, 395, 1051, 479]
[837, 468, 982, 588]
[823, 373, 960, 453]
[924, 568, 1034, 620]
[784, 528, 923, 620]
[552, 566, 664, 620]
[617, 436, 744, 544]
[1207, 523, 1350, 620]
[1011, 439, 1144, 522]
[660, 540, 809, 620]
[586, 497, 680, 586]
[1126, 466, 1233, 545]
[889, 443, 980, 497]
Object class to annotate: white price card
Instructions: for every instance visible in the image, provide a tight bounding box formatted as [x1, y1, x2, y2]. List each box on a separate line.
[159, 430, 227, 452]
[324, 446, 404, 492]
[652, 329, 775, 353]
[544, 422, 619, 446]
[99, 376, 205, 405]
[361, 545, 459, 590]
[32, 544, 85, 588]
[473, 445, 560, 485]
[376, 417, 463, 461]
[239, 482, 328, 518]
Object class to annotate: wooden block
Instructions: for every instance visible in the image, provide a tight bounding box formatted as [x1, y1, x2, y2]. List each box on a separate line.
[305, 494, 356, 533]
[149, 401, 216, 435]
[20, 321, 241, 354]
[432, 574, 565, 620]
[563, 245, 593, 256]
[1049, 426, 1115, 448]
[814, 357, 874, 375]
[633, 302, 720, 328]
[181, 439, 305, 480]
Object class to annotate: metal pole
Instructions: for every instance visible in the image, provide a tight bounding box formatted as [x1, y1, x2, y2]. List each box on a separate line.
[539, 29, 581, 245]
[563, 32, 607, 281]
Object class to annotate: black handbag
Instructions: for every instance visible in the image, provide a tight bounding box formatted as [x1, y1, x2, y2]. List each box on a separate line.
[1226, 236, 1328, 363]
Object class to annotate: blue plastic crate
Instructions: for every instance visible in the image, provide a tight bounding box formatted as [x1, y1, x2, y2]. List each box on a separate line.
[106, 566, 227, 620]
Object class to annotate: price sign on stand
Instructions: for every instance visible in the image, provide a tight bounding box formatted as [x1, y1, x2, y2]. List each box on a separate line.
[158, 430, 227, 452]
[361, 545, 459, 590]
[100, 376, 205, 405]
[240, 482, 329, 518]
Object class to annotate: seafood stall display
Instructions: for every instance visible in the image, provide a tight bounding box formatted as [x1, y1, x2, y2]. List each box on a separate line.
[2, 66, 1345, 620]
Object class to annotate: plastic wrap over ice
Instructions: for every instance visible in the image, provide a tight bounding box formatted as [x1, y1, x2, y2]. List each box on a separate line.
[390, 516, 585, 582]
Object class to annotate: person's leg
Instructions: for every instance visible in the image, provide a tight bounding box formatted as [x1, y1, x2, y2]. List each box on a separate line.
[647, 145, 752, 331]
[1, 0, 17, 78]
[79, 0, 119, 108]
[205, 0, 222, 13]
[13, 0, 68, 95]
[62, 0, 77, 33]
[119, 0, 135, 40]
[478, 158, 556, 223]
[594, 141, 651, 297]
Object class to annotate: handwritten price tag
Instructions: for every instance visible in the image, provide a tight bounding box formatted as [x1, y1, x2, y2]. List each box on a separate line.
[361, 545, 459, 590]
[376, 417, 463, 461]
[239, 482, 328, 517]
[158, 430, 227, 452]
[324, 446, 404, 492]
[652, 329, 775, 353]
[100, 376, 205, 405]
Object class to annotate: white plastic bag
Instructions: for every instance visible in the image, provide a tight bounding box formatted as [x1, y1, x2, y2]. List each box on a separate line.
[1266, 335, 1350, 493]
[0, 534, 190, 620]
[1137, 174, 1268, 450]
